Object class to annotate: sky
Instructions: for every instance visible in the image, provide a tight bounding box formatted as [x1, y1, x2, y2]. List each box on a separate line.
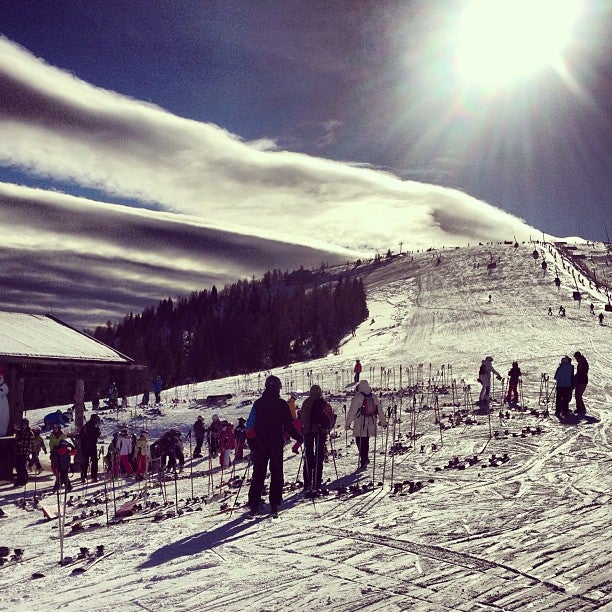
[0, 0, 610, 328]
[0, 241, 609, 610]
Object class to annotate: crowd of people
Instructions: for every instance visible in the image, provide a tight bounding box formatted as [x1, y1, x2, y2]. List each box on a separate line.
[10, 352, 594, 506]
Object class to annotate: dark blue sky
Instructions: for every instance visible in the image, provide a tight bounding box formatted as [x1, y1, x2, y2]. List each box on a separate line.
[1, 0, 610, 241]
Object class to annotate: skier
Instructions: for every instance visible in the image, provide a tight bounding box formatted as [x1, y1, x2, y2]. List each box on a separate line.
[153, 376, 163, 404]
[573, 351, 589, 416]
[234, 417, 247, 461]
[13, 418, 34, 487]
[353, 359, 363, 383]
[246, 375, 302, 516]
[139, 388, 150, 407]
[48, 423, 68, 476]
[114, 428, 134, 476]
[504, 361, 522, 406]
[218, 420, 235, 468]
[345, 380, 387, 470]
[133, 430, 150, 480]
[28, 426, 47, 474]
[599, 312, 604, 325]
[554, 356, 574, 418]
[79, 414, 101, 483]
[208, 414, 222, 457]
[477, 356, 502, 408]
[192, 415, 206, 457]
[299, 384, 329, 494]
[54, 438, 76, 493]
[107, 382, 119, 409]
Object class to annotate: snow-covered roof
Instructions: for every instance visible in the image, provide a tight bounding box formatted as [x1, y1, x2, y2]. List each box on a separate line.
[0, 312, 132, 364]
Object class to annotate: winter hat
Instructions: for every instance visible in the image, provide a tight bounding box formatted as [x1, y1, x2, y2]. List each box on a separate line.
[310, 384, 322, 397]
[574, 351, 582, 359]
[212, 414, 219, 421]
[238, 417, 245, 424]
[265, 375, 282, 392]
[197, 415, 204, 421]
[485, 356, 493, 362]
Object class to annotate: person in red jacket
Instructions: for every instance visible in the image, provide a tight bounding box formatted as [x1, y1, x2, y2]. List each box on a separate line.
[354, 359, 362, 383]
[218, 421, 235, 468]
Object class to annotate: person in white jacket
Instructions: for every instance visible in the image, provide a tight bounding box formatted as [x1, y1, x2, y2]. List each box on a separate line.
[478, 356, 502, 407]
[115, 428, 134, 476]
[345, 380, 387, 469]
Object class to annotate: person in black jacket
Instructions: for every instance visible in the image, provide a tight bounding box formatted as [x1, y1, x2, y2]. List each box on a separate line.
[573, 351, 589, 416]
[504, 361, 522, 405]
[14, 418, 34, 487]
[80, 414, 101, 482]
[246, 375, 302, 516]
[192, 416, 205, 458]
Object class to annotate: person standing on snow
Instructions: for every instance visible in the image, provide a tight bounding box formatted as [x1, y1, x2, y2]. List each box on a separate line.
[554, 356, 575, 418]
[218, 420, 235, 468]
[28, 426, 47, 474]
[115, 428, 134, 476]
[477, 356, 502, 408]
[246, 375, 302, 516]
[153, 376, 163, 404]
[354, 359, 363, 383]
[234, 417, 247, 460]
[345, 380, 387, 470]
[133, 430, 150, 480]
[573, 351, 589, 416]
[504, 361, 522, 405]
[192, 415, 206, 458]
[208, 414, 222, 457]
[299, 384, 330, 494]
[14, 418, 34, 487]
[79, 414, 101, 483]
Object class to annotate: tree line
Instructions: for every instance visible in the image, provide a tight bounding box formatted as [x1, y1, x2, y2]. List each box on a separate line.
[93, 268, 369, 390]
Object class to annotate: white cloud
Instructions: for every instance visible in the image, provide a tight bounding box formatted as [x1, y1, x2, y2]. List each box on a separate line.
[0, 36, 547, 256]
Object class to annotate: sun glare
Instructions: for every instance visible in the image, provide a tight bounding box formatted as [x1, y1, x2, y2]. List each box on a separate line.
[456, 0, 583, 89]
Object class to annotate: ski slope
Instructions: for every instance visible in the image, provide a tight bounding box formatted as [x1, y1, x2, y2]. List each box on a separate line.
[0, 242, 610, 611]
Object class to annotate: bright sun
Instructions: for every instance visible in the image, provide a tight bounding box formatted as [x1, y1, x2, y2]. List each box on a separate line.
[456, 0, 583, 88]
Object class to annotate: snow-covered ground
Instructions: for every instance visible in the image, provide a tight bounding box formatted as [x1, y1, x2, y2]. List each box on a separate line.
[0, 242, 610, 611]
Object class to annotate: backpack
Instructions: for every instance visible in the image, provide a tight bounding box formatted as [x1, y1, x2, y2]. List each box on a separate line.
[312, 398, 336, 431]
[359, 395, 377, 417]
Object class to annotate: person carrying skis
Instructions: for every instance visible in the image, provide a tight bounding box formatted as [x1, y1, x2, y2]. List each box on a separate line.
[345, 380, 387, 470]
[573, 351, 589, 416]
[554, 356, 574, 418]
[28, 426, 47, 474]
[79, 414, 101, 483]
[299, 384, 331, 495]
[133, 430, 150, 480]
[14, 418, 34, 487]
[354, 359, 363, 383]
[477, 356, 502, 408]
[192, 415, 206, 458]
[504, 361, 522, 405]
[246, 375, 303, 516]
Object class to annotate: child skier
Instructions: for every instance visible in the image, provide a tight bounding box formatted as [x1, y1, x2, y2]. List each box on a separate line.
[54, 438, 76, 493]
[505, 361, 522, 405]
[133, 430, 150, 480]
[28, 426, 47, 474]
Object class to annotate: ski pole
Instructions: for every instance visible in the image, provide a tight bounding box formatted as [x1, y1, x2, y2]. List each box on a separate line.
[372, 418, 378, 484]
[229, 458, 251, 516]
[188, 429, 194, 499]
[327, 434, 339, 481]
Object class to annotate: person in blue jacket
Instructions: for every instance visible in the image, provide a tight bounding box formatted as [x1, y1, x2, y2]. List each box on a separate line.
[153, 376, 163, 404]
[246, 375, 302, 516]
[554, 356, 574, 417]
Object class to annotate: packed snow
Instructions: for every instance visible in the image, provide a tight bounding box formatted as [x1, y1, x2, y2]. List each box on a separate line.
[0, 242, 610, 612]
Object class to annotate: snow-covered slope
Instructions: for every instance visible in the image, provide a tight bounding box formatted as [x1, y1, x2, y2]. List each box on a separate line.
[0, 242, 610, 611]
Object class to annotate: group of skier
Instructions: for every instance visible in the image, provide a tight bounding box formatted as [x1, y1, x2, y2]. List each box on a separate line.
[553, 351, 590, 418]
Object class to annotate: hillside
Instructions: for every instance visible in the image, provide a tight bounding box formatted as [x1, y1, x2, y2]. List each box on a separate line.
[0, 242, 610, 611]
